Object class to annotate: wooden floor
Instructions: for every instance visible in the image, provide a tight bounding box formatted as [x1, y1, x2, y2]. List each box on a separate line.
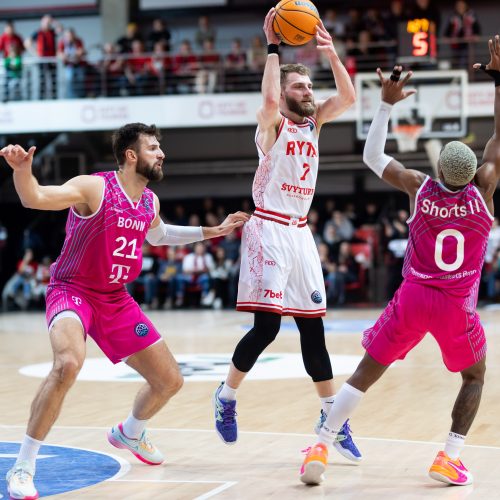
[1, 306, 500, 499]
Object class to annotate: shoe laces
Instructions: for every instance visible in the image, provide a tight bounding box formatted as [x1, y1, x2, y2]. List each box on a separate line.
[13, 467, 33, 484]
[336, 419, 353, 443]
[139, 433, 155, 453]
[221, 405, 237, 427]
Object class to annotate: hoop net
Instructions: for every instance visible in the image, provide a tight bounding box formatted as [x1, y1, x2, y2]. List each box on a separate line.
[393, 124, 424, 152]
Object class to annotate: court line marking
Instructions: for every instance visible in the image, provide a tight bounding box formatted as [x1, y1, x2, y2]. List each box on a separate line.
[1, 424, 499, 450]
[112, 479, 237, 500]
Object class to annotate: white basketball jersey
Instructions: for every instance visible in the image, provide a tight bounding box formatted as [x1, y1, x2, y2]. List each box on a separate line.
[253, 115, 319, 218]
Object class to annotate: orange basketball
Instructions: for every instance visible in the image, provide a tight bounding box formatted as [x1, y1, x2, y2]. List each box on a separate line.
[273, 0, 320, 46]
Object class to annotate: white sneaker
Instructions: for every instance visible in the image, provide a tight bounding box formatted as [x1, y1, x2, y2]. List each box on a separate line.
[6, 460, 38, 500]
[108, 423, 164, 465]
[201, 290, 215, 306]
[213, 297, 223, 310]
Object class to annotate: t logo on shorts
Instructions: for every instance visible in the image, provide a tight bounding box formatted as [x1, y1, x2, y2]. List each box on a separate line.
[311, 290, 323, 304]
[135, 323, 149, 337]
[71, 296, 82, 306]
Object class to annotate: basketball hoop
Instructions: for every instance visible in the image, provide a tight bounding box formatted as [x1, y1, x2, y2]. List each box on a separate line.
[393, 124, 424, 153]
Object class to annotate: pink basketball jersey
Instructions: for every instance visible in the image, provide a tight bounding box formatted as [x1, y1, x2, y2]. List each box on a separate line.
[253, 115, 319, 217]
[50, 171, 156, 293]
[403, 176, 493, 303]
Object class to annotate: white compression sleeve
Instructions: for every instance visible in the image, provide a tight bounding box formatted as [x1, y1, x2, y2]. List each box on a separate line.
[363, 101, 394, 177]
[146, 219, 204, 246]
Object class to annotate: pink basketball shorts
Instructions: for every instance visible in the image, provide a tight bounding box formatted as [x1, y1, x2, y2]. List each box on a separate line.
[46, 283, 162, 364]
[362, 280, 486, 372]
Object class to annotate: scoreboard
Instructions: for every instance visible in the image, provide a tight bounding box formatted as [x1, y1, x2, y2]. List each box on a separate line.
[397, 18, 437, 64]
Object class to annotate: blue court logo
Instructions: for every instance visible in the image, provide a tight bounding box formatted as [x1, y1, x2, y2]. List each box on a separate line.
[311, 290, 323, 304]
[135, 322, 149, 337]
[0, 442, 122, 498]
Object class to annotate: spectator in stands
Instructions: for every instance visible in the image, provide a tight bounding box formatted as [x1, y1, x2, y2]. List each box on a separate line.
[25, 15, 61, 100]
[148, 40, 172, 94]
[32, 256, 52, 307]
[328, 241, 361, 305]
[211, 246, 232, 309]
[178, 241, 215, 307]
[358, 201, 380, 227]
[323, 224, 341, 261]
[443, 1, 481, 69]
[116, 22, 143, 54]
[344, 9, 364, 43]
[195, 38, 221, 94]
[127, 243, 159, 310]
[172, 204, 189, 225]
[384, 209, 409, 297]
[363, 9, 387, 44]
[172, 40, 198, 94]
[383, 0, 407, 43]
[325, 210, 354, 242]
[0, 21, 24, 58]
[3, 39, 23, 101]
[408, 0, 441, 36]
[346, 30, 380, 74]
[146, 18, 171, 52]
[195, 15, 216, 49]
[2, 248, 37, 311]
[247, 35, 267, 72]
[323, 9, 345, 40]
[225, 38, 247, 92]
[295, 40, 320, 79]
[121, 40, 153, 96]
[57, 28, 86, 98]
[317, 242, 336, 303]
[219, 231, 241, 263]
[157, 247, 182, 309]
[99, 42, 124, 97]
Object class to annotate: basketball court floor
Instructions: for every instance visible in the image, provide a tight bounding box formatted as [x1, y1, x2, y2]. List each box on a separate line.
[1, 306, 499, 499]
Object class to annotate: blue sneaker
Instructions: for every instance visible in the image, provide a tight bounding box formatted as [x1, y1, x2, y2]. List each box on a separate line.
[333, 419, 362, 462]
[213, 382, 237, 445]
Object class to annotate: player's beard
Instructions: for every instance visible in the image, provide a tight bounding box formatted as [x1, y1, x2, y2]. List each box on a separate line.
[136, 156, 164, 182]
[285, 94, 316, 117]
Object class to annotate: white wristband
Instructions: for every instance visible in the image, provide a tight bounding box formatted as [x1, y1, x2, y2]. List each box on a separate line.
[363, 101, 394, 178]
[147, 219, 203, 246]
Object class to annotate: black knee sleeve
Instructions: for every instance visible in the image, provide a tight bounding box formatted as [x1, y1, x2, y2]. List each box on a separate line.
[232, 311, 281, 372]
[295, 317, 333, 382]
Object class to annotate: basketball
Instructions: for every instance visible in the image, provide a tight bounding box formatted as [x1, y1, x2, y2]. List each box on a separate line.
[273, 0, 320, 46]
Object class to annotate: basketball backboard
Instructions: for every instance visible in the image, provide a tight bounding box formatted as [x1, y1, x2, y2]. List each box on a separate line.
[355, 70, 468, 144]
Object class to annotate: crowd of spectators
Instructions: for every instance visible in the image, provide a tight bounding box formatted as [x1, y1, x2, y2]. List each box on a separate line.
[0, 0, 486, 101]
[4, 191, 500, 312]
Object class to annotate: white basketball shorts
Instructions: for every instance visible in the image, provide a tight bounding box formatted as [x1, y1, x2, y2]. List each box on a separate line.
[236, 211, 326, 317]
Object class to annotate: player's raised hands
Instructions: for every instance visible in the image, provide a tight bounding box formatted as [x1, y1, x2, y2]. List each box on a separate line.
[263, 8, 280, 45]
[473, 34, 500, 72]
[0, 144, 36, 171]
[315, 20, 335, 54]
[377, 66, 417, 106]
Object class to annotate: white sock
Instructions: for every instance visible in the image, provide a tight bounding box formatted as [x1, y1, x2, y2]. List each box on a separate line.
[17, 435, 43, 470]
[444, 431, 466, 460]
[318, 383, 364, 445]
[219, 382, 237, 401]
[320, 395, 335, 414]
[122, 412, 147, 440]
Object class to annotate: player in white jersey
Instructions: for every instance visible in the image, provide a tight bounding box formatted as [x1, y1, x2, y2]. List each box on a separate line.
[213, 7, 361, 461]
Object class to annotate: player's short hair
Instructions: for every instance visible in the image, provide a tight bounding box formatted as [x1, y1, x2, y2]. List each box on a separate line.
[439, 141, 477, 187]
[112, 123, 161, 165]
[280, 63, 311, 87]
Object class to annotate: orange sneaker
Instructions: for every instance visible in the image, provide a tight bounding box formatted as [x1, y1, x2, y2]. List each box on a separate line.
[300, 443, 328, 485]
[429, 451, 473, 486]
